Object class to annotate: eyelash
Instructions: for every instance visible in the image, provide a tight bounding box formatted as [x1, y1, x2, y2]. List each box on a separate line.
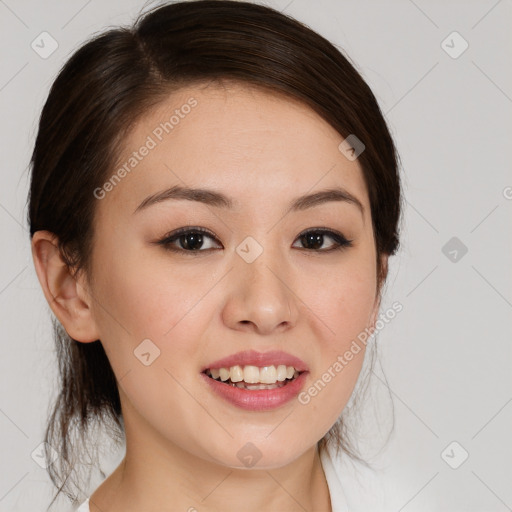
[154, 226, 353, 255]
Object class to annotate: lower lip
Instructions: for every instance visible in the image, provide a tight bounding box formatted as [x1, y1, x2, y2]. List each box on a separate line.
[201, 372, 308, 411]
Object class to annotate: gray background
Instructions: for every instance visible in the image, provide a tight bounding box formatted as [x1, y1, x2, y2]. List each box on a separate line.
[1, 0, 511, 510]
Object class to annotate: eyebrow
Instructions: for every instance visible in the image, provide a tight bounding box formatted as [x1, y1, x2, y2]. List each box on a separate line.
[134, 184, 364, 216]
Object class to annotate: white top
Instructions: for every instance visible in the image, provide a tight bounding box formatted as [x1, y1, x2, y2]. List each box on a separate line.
[76, 445, 388, 511]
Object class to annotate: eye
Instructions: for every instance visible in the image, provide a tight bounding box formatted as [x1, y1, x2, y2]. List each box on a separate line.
[155, 227, 221, 253]
[155, 226, 353, 254]
[292, 228, 353, 252]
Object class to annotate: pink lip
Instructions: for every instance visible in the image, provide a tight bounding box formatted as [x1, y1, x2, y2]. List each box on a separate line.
[200, 350, 309, 411]
[200, 371, 309, 411]
[202, 350, 309, 372]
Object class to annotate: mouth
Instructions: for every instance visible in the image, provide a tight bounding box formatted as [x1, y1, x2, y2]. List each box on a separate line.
[203, 364, 303, 390]
[200, 350, 309, 411]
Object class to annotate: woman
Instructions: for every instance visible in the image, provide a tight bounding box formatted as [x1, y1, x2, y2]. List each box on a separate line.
[29, 1, 402, 510]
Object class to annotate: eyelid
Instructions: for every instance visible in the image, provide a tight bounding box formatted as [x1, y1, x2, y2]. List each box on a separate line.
[154, 226, 221, 251]
[154, 226, 353, 253]
[161, 225, 217, 240]
[294, 227, 353, 251]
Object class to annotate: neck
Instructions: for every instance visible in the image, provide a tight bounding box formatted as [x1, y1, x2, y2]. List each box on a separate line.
[89, 409, 331, 511]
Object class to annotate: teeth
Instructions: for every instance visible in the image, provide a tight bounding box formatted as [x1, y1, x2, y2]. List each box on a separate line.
[206, 364, 300, 385]
[276, 365, 287, 381]
[230, 365, 243, 383]
[243, 365, 260, 384]
[260, 365, 277, 384]
[238, 382, 285, 390]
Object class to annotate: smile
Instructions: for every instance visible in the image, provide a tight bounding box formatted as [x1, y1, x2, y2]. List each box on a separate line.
[204, 364, 301, 390]
[201, 350, 309, 410]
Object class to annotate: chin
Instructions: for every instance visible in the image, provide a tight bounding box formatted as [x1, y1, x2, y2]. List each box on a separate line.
[200, 432, 318, 470]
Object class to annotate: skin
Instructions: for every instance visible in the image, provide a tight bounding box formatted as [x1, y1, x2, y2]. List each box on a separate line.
[32, 80, 387, 512]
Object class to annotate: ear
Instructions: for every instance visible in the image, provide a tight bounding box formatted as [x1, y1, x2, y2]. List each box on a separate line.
[31, 230, 100, 343]
[368, 253, 389, 329]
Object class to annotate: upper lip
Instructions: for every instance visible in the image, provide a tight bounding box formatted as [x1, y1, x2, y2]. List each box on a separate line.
[202, 350, 309, 373]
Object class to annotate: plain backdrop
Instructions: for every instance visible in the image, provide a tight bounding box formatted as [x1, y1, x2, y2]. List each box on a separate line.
[0, 0, 511, 510]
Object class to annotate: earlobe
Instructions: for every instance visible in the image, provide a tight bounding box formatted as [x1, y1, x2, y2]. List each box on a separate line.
[31, 230, 99, 343]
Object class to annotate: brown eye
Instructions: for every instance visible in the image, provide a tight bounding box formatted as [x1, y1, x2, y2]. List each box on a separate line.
[293, 229, 353, 252]
[156, 227, 222, 253]
[155, 227, 352, 255]
[176, 231, 205, 251]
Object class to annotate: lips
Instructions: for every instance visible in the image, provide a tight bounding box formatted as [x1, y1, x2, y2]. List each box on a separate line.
[200, 350, 309, 411]
[202, 350, 309, 373]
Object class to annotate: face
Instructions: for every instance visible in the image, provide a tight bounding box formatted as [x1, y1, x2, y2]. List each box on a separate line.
[85, 81, 381, 469]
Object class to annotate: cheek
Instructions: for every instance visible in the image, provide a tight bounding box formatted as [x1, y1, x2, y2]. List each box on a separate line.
[90, 248, 213, 371]
[302, 253, 377, 347]
[88, 253, 211, 428]
[295, 253, 376, 428]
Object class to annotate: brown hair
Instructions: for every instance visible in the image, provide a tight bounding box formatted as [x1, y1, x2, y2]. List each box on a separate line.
[27, 0, 402, 507]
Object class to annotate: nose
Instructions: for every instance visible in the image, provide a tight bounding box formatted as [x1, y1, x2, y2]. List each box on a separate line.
[221, 245, 299, 336]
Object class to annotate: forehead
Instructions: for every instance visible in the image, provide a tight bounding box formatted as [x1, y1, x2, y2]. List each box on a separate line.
[98, 81, 370, 219]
